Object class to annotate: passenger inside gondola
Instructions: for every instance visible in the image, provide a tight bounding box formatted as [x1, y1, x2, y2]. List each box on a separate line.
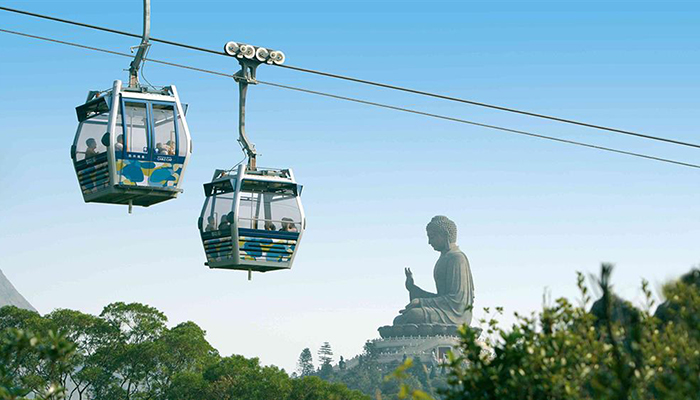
[85, 138, 98, 158]
[264, 221, 277, 231]
[218, 214, 231, 231]
[205, 216, 217, 232]
[156, 143, 168, 155]
[280, 217, 298, 232]
[100, 133, 125, 153]
[166, 140, 176, 155]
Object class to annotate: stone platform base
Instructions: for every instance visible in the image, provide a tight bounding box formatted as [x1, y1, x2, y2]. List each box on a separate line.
[341, 328, 483, 371]
[378, 323, 461, 338]
[372, 334, 462, 367]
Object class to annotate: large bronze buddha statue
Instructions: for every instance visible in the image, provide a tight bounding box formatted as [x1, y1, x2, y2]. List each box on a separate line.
[379, 216, 474, 338]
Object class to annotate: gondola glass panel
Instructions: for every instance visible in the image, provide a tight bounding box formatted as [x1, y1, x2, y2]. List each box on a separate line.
[72, 96, 114, 196]
[176, 112, 188, 158]
[152, 103, 177, 157]
[147, 103, 185, 188]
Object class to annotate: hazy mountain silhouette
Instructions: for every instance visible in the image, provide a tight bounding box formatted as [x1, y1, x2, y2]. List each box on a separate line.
[0, 269, 36, 311]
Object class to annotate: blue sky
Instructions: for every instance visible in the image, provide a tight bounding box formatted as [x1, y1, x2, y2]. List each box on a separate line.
[0, 0, 698, 372]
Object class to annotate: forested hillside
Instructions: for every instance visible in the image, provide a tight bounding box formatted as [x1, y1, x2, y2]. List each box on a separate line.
[0, 303, 368, 400]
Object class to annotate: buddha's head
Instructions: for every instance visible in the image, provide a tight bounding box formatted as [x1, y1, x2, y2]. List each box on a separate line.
[426, 215, 457, 252]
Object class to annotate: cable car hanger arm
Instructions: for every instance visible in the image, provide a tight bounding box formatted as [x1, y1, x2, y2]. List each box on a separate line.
[128, 0, 150, 88]
[233, 59, 259, 170]
[236, 69, 257, 170]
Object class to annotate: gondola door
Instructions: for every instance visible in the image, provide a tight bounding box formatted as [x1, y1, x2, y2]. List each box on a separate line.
[148, 101, 186, 189]
[116, 99, 185, 190]
[117, 99, 152, 187]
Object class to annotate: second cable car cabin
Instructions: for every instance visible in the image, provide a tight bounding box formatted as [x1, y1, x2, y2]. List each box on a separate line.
[70, 80, 192, 209]
[198, 164, 305, 275]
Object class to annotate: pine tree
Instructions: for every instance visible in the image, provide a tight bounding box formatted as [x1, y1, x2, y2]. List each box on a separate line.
[296, 347, 314, 377]
[318, 341, 334, 366]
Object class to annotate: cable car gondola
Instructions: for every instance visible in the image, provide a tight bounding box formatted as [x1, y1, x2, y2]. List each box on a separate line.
[70, 0, 192, 211]
[198, 42, 305, 278]
[199, 165, 305, 273]
[71, 81, 191, 209]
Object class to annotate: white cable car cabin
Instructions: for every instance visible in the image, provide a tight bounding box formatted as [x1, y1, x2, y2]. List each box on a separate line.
[198, 164, 305, 274]
[70, 80, 192, 208]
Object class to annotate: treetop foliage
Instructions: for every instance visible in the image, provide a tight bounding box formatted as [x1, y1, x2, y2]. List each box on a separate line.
[298, 347, 315, 377]
[0, 302, 367, 400]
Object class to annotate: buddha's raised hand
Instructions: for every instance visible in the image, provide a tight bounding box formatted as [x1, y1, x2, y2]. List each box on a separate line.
[404, 267, 414, 290]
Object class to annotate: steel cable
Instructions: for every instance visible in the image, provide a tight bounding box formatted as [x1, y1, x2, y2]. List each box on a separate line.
[2, 5, 699, 150]
[1, 27, 698, 170]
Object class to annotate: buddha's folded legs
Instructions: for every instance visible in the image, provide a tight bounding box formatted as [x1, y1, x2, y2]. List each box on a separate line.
[393, 307, 429, 325]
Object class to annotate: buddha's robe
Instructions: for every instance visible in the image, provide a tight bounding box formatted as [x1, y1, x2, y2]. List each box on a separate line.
[395, 244, 474, 326]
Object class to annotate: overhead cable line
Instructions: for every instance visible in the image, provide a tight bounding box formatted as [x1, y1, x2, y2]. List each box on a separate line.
[1, 27, 698, 171]
[275, 64, 700, 150]
[0, 5, 222, 56]
[2, 5, 699, 150]
[257, 81, 700, 170]
[0, 28, 231, 78]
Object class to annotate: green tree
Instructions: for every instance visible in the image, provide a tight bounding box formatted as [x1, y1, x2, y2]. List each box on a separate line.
[96, 302, 168, 399]
[165, 371, 209, 400]
[290, 375, 369, 400]
[331, 341, 388, 398]
[0, 328, 75, 400]
[46, 308, 116, 400]
[317, 342, 335, 379]
[100, 302, 167, 345]
[654, 267, 700, 325]
[384, 358, 432, 400]
[202, 355, 292, 399]
[0, 306, 59, 398]
[150, 321, 219, 399]
[318, 342, 334, 366]
[0, 306, 45, 332]
[646, 268, 700, 399]
[297, 348, 315, 377]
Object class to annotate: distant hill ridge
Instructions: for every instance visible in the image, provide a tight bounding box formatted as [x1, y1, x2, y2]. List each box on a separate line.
[0, 269, 36, 312]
